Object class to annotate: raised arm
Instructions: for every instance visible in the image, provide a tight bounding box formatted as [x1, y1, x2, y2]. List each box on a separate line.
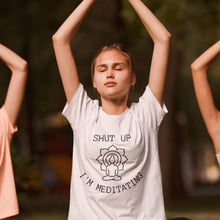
[128, 0, 171, 104]
[52, 0, 95, 103]
[0, 44, 27, 126]
[191, 40, 220, 153]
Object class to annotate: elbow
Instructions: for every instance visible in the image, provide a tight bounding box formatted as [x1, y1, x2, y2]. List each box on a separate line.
[165, 31, 171, 42]
[190, 61, 201, 73]
[52, 33, 59, 46]
[19, 59, 28, 73]
[190, 63, 196, 72]
[52, 33, 59, 43]
[52, 32, 66, 46]
[156, 31, 171, 45]
[161, 30, 171, 43]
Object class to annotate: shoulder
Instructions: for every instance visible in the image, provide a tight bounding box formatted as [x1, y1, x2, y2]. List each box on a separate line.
[62, 84, 99, 128]
[132, 85, 167, 114]
[129, 86, 167, 129]
[0, 106, 17, 135]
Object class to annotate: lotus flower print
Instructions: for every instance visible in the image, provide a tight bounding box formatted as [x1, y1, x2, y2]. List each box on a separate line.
[96, 145, 128, 181]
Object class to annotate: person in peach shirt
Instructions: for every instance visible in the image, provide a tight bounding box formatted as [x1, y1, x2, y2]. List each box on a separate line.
[0, 43, 27, 219]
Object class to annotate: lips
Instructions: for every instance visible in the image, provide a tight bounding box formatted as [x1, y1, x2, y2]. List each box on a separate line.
[104, 81, 117, 87]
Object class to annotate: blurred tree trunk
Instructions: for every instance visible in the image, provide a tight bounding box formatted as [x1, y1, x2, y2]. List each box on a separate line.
[20, 0, 36, 155]
[113, 0, 128, 45]
[159, 32, 186, 203]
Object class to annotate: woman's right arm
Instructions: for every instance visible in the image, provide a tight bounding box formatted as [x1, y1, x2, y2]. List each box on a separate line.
[191, 40, 220, 153]
[52, 0, 95, 103]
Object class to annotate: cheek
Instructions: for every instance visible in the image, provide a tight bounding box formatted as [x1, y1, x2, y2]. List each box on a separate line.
[93, 75, 102, 88]
[119, 73, 133, 84]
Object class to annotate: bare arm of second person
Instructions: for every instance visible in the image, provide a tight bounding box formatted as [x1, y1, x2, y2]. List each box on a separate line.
[191, 40, 220, 153]
[0, 44, 28, 126]
[52, 0, 95, 104]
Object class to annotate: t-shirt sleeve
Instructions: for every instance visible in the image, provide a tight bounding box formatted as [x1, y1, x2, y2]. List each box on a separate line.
[132, 85, 168, 129]
[0, 106, 17, 167]
[0, 106, 17, 135]
[216, 153, 220, 166]
[0, 106, 19, 218]
[62, 84, 98, 129]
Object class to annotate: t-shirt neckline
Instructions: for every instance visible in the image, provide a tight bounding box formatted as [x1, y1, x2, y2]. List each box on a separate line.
[100, 107, 129, 120]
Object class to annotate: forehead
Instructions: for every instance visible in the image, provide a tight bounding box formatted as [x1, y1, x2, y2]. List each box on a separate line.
[95, 50, 128, 66]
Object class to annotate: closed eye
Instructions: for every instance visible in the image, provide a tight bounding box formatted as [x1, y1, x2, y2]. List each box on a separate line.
[114, 63, 126, 71]
[96, 64, 107, 73]
[96, 66, 107, 72]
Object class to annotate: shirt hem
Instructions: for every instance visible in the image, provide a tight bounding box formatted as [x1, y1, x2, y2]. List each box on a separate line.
[0, 209, 19, 218]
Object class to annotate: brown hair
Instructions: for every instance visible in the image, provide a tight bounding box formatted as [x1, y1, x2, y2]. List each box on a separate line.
[91, 43, 135, 79]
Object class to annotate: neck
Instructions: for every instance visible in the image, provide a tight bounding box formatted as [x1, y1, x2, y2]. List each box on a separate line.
[101, 97, 128, 115]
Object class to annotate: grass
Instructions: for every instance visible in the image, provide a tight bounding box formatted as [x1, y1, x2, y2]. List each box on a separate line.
[166, 197, 220, 220]
[10, 194, 68, 220]
[8, 195, 220, 220]
[12, 214, 67, 220]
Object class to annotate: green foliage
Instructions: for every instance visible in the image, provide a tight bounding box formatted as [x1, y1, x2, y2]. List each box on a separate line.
[11, 139, 42, 193]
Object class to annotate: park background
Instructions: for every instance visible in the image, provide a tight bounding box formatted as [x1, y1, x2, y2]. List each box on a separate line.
[0, 0, 220, 219]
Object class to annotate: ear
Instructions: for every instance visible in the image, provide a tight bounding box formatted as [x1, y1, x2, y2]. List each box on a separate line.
[93, 78, 97, 88]
[131, 74, 136, 86]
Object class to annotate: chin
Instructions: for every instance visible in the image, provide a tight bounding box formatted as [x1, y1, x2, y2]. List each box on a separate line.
[102, 93, 128, 102]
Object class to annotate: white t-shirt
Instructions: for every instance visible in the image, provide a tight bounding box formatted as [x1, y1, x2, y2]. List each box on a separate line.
[216, 153, 220, 166]
[63, 84, 167, 220]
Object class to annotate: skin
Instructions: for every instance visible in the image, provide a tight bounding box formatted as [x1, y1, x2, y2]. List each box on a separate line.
[0, 44, 27, 219]
[0, 43, 27, 126]
[191, 40, 220, 154]
[52, 0, 171, 114]
[93, 49, 136, 114]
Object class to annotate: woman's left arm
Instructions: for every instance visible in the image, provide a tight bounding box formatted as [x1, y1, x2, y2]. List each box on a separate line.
[191, 41, 220, 153]
[0, 44, 28, 125]
[128, 0, 171, 104]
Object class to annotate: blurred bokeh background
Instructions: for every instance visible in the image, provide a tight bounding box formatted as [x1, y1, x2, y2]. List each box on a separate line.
[0, 0, 219, 219]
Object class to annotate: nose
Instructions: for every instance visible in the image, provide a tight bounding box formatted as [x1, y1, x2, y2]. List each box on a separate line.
[106, 69, 114, 79]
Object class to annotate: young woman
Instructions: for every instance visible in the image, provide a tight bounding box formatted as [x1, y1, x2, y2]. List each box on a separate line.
[53, 0, 171, 219]
[191, 40, 220, 166]
[0, 44, 27, 219]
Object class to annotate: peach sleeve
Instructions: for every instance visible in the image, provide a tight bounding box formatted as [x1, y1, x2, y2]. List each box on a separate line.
[0, 106, 19, 218]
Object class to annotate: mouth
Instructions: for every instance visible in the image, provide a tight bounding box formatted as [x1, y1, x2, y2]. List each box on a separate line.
[104, 81, 117, 87]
